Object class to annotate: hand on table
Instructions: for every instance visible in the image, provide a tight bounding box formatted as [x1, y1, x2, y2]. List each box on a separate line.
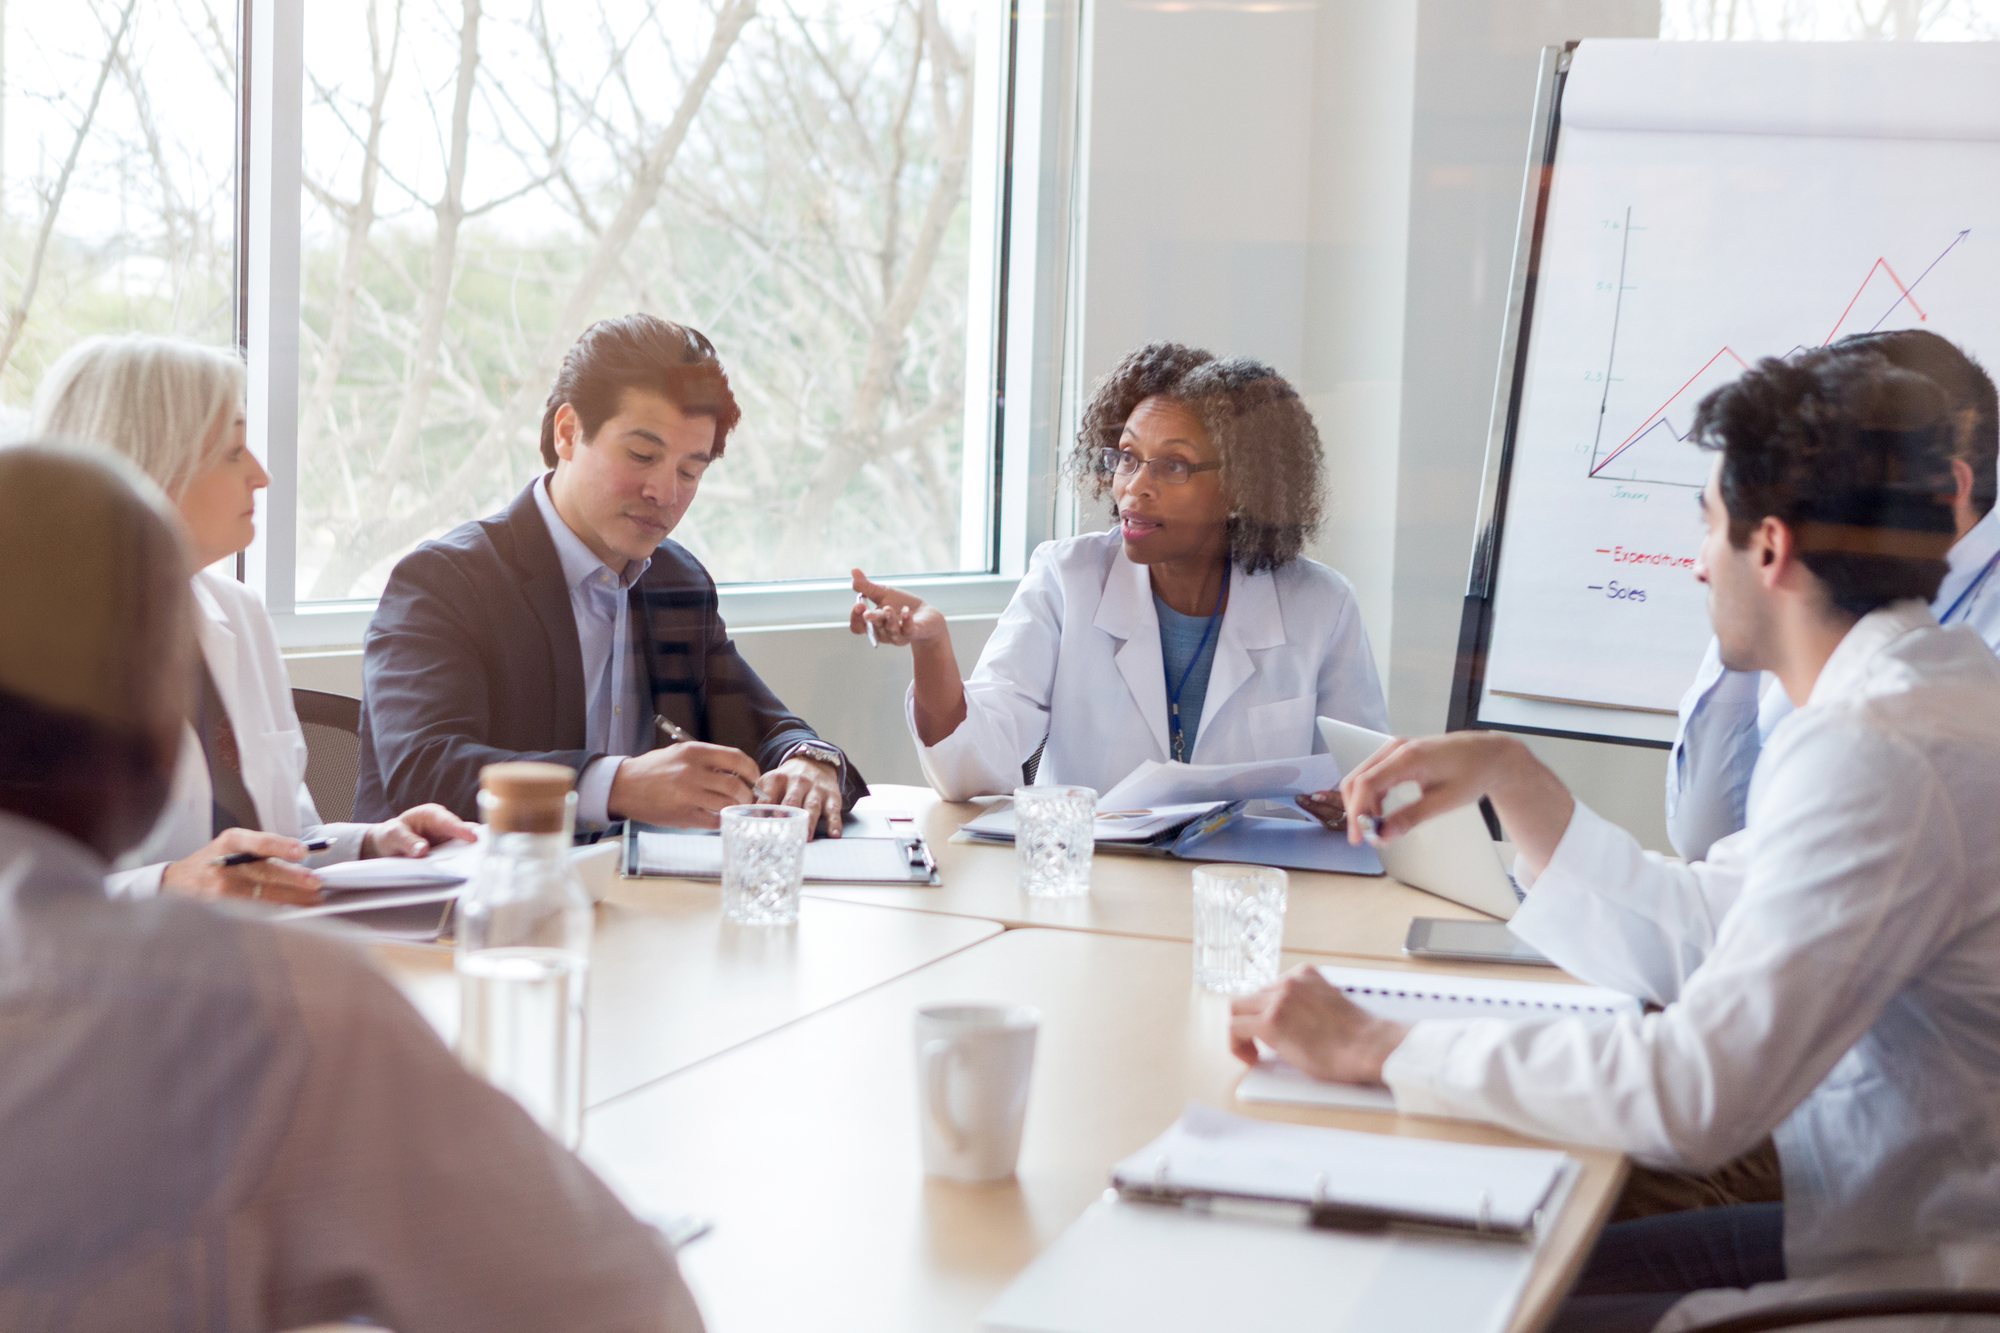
[363, 803, 477, 858]
[1227, 965, 1409, 1085]
[755, 756, 845, 837]
[610, 741, 761, 829]
[162, 829, 323, 905]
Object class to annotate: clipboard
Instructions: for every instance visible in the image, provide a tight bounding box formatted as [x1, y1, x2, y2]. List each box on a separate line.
[620, 822, 941, 886]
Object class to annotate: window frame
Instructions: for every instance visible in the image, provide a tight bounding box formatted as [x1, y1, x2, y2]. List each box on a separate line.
[238, 0, 1084, 650]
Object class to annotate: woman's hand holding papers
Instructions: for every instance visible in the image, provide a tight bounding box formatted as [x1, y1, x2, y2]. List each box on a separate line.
[1228, 966, 1409, 1084]
[163, 829, 323, 904]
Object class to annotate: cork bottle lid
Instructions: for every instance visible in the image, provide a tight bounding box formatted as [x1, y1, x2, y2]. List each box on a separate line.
[479, 761, 574, 833]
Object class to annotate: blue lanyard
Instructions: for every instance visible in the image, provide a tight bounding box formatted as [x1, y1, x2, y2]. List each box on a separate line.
[1166, 566, 1230, 764]
[1939, 546, 2000, 627]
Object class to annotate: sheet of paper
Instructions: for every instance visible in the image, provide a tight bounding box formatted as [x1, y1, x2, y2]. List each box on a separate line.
[958, 801, 1223, 845]
[316, 858, 469, 894]
[632, 831, 924, 883]
[1097, 753, 1343, 811]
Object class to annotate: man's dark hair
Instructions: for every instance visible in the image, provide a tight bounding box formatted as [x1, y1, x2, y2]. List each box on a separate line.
[1833, 328, 1997, 519]
[1071, 342, 1326, 573]
[539, 314, 742, 468]
[1690, 348, 1958, 618]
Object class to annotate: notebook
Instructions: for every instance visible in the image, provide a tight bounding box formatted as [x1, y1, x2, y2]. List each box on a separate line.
[958, 799, 1383, 877]
[622, 823, 941, 885]
[981, 1106, 1573, 1333]
[1237, 964, 1642, 1114]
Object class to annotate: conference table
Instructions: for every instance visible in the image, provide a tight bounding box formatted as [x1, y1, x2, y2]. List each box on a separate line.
[582, 928, 1625, 1333]
[368, 785, 1624, 1333]
[379, 877, 1000, 1108]
[808, 784, 1497, 959]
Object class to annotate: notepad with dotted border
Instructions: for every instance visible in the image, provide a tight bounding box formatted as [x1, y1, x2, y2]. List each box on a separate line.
[1236, 964, 1641, 1114]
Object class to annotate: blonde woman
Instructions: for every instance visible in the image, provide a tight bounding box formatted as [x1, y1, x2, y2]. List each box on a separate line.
[32, 335, 471, 901]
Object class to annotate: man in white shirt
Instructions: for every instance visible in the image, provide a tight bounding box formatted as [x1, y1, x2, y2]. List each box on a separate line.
[0, 443, 704, 1332]
[1667, 329, 2000, 860]
[1228, 350, 2000, 1331]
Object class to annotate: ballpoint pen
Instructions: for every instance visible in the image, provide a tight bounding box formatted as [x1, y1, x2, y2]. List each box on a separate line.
[856, 591, 879, 647]
[213, 836, 331, 867]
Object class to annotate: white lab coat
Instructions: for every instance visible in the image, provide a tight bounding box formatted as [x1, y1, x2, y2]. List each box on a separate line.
[1382, 603, 2000, 1294]
[108, 570, 367, 897]
[1666, 507, 2000, 859]
[911, 530, 1388, 800]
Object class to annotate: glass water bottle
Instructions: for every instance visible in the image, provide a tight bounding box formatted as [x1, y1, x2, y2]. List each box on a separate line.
[455, 761, 593, 1147]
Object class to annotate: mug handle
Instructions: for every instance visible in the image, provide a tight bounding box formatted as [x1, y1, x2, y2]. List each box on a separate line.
[921, 1038, 965, 1151]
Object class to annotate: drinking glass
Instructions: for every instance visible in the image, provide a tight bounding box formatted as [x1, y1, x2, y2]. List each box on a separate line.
[721, 804, 809, 924]
[1013, 785, 1095, 898]
[1191, 864, 1287, 993]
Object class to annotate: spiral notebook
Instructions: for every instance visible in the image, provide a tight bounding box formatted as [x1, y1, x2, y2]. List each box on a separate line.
[1237, 964, 1641, 1114]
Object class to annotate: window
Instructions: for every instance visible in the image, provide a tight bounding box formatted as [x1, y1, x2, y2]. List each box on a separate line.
[0, 0, 237, 419]
[257, 0, 1070, 639]
[1661, 1, 1999, 39]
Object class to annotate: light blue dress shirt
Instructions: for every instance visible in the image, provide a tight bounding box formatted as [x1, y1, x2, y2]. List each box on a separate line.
[1667, 506, 2000, 859]
[531, 476, 652, 828]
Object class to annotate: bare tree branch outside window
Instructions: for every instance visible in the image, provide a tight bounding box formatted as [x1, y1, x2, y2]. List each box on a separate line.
[293, 0, 983, 601]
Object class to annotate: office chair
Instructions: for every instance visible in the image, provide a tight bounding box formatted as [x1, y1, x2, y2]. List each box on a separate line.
[1677, 1289, 2000, 1332]
[292, 688, 364, 823]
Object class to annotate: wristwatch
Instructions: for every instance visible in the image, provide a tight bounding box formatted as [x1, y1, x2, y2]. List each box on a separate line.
[782, 740, 845, 777]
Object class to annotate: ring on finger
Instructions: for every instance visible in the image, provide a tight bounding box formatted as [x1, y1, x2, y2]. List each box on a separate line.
[253, 884, 263, 901]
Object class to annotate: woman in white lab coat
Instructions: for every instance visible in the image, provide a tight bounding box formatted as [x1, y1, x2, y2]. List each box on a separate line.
[32, 336, 471, 902]
[853, 343, 1387, 801]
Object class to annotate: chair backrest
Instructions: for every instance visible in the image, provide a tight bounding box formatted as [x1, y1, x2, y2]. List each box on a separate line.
[292, 688, 363, 824]
[1675, 1288, 2000, 1333]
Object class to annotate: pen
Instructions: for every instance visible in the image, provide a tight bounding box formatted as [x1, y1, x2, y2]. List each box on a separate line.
[656, 713, 696, 745]
[214, 837, 330, 868]
[856, 592, 879, 647]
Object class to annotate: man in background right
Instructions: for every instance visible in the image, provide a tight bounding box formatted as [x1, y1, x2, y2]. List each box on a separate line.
[1668, 329, 2000, 860]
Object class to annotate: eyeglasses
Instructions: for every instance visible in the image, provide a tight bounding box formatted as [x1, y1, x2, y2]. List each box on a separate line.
[1094, 447, 1223, 486]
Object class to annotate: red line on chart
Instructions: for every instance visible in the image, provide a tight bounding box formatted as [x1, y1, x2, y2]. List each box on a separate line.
[1589, 228, 1972, 484]
[1588, 345, 1749, 478]
[1822, 257, 1924, 346]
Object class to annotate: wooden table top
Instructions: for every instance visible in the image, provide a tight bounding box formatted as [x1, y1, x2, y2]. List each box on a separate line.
[802, 785, 1497, 960]
[582, 928, 1624, 1333]
[377, 880, 1000, 1109]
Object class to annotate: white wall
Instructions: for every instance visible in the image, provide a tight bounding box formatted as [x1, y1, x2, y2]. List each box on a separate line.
[1297, 3, 1419, 665]
[1389, 0, 1672, 850]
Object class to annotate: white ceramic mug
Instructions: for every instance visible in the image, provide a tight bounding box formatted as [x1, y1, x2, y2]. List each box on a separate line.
[913, 1002, 1040, 1182]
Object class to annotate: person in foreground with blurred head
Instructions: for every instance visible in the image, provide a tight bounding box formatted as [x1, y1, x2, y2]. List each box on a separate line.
[853, 342, 1386, 800]
[1228, 351, 2000, 1331]
[1667, 328, 2000, 860]
[0, 444, 704, 1332]
[356, 313, 863, 836]
[31, 335, 471, 904]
